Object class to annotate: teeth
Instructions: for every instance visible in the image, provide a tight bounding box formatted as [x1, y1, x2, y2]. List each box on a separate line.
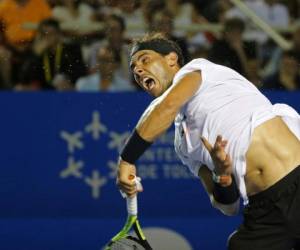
[148, 80, 154, 90]
[142, 77, 154, 89]
[143, 77, 149, 85]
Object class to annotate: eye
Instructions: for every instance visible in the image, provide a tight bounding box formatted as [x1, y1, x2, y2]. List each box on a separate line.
[141, 56, 149, 64]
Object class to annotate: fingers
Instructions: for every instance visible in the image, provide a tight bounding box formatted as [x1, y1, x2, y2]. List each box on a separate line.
[201, 136, 213, 153]
[221, 153, 231, 168]
[201, 135, 232, 175]
[117, 182, 137, 197]
[116, 160, 140, 197]
[117, 174, 137, 196]
[214, 135, 227, 150]
[201, 135, 228, 153]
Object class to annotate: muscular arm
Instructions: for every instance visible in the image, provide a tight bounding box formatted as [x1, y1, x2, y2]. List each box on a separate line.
[136, 71, 201, 141]
[117, 71, 202, 197]
[198, 166, 240, 216]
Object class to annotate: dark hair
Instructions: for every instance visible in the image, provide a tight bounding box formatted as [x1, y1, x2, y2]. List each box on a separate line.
[73, 0, 81, 8]
[108, 14, 126, 33]
[38, 18, 61, 32]
[131, 33, 184, 67]
[224, 18, 245, 33]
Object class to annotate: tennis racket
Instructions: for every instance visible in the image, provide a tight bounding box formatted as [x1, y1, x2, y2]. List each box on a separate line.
[104, 176, 152, 250]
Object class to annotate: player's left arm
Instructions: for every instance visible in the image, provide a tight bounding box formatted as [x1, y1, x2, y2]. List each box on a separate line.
[198, 165, 240, 216]
[200, 136, 240, 215]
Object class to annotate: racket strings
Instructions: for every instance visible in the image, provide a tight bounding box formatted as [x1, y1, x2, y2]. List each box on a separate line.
[108, 236, 146, 250]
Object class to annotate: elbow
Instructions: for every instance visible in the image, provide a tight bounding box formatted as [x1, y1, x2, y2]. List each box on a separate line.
[159, 96, 181, 117]
[222, 207, 240, 216]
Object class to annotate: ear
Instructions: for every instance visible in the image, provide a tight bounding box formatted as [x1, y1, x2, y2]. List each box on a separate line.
[165, 52, 178, 67]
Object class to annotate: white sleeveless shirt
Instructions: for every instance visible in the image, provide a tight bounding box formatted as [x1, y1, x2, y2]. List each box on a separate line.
[173, 59, 300, 204]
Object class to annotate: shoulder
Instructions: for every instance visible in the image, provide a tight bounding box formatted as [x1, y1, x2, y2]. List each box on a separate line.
[52, 6, 69, 18]
[173, 58, 212, 85]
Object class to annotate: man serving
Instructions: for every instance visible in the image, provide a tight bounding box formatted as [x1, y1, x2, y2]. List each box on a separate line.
[117, 33, 300, 250]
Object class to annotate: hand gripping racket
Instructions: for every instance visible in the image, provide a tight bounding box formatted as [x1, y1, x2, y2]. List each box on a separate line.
[104, 176, 152, 250]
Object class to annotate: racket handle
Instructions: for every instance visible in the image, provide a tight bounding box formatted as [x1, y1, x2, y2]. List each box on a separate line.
[126, 176, 142, 216]
[127, 195, 137, 216]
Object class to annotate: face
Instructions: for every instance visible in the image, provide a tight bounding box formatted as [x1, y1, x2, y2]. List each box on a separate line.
[39, 25, 60, 45]
[97, 47, 118, 76]
[105, 19, 123, 45]
[130, 50, 178, 97]
[151, 12, 173, 34]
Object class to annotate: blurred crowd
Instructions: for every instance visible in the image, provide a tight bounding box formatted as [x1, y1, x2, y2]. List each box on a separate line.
[0, 0, 300, 92]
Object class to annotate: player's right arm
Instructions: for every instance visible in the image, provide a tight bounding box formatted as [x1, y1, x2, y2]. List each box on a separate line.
[198, 166, 240, 216]
[117, 71, 202, 197]
[136, 71, 201, 141]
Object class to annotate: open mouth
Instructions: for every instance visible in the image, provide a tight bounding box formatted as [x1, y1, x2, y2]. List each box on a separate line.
[142, 77, 155, 90]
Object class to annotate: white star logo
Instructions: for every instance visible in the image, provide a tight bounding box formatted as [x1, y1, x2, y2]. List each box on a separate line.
[107, 160, 118, 178]
[59, 110, 122, 199]
[84, 170, 107, 199]
[60, 156, 84, 179]
[85, 111, 107, 140]
[108, 131, 131, 152]
[60, 131, 84, 153]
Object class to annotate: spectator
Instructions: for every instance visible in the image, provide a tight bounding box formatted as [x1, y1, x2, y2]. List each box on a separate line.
[76, 45, 134, 92]
[165, 0, 206, 36]
[247, 57, 262, 89]
[226, 0, 290, 44]
[25, 18, 86, 90]
[87, 14, 130, 78]
[14, 60, 42, 91]
[263, 22, 300, 77]
[52, 0, 97, 37]
[0, 0, 52, 50]
[109, 0, 146, 38]
[0, 20, 12, 89]
[191, 0, 227, 23]
[208, 18, 250, 77]
[283, 0, 299, 21]
[148, 8, 190, 63]
[0, 0, 52, 85]
[292, 23, 300, 62]
[263, 50, 300, 91]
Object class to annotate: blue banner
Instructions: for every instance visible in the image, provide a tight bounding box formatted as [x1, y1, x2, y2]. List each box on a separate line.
[0, 91, 299, 250]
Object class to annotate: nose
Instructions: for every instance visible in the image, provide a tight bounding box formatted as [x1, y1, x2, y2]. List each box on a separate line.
[133, 65, 144, 75]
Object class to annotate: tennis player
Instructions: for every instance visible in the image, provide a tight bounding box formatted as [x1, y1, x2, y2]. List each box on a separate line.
[117, 33, 300, 250]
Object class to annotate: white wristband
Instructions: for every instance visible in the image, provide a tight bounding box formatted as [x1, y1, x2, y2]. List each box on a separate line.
[212, 171, 230, 184]
[212, 171, 221, 183]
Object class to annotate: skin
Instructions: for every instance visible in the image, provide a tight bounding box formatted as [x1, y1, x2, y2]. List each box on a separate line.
[33, 25, 61, 55]
[129, 50, 178, 98]
[117, 49, 300, 215]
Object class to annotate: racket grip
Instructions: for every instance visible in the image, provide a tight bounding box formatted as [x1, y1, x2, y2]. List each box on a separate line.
[127, 195, 137, 216]
[126, 176, 142, 215]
